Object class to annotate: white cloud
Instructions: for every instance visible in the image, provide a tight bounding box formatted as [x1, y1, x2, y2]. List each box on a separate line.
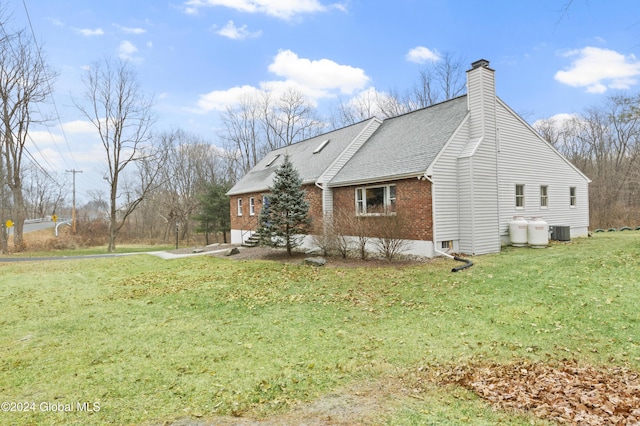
[532, 113, 579, 130]
[62, 120, 99, 134]
[196, 85, 263, 112]
[183, 0, 341, 20]
[554, 47, 640, 93]
[119, 40, 139, 61]
[115, 24, 146, 34]
[406, 46, 440, 64]
[78, 28, 104, 36]
[195, 50, 369, 113]
[217, 20, 262, 40]
[268, 49, 369, 95]
[28, 130, 64, 146]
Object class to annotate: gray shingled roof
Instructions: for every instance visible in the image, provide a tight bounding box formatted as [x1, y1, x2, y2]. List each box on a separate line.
[226, 119, 375, 195]
[329, 96, 468, 186]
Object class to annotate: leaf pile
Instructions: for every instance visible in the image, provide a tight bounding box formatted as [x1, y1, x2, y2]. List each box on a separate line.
[431, 360, 640, 425]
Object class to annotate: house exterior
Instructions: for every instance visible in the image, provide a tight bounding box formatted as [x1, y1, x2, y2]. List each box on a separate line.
[227, 59, 590, 257]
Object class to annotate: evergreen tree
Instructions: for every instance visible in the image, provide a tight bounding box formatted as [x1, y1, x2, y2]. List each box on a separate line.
[194, 183, 231, 244]
[259, 154, 311, 255]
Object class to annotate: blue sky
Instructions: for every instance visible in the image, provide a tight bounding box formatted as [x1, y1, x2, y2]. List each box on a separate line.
[9, 0, 640, 202]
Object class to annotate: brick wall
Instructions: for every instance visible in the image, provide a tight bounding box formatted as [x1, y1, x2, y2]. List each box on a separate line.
[230, 178, 432, 242]
[229, 184, 322, 232]
[332, 178, 433, 241]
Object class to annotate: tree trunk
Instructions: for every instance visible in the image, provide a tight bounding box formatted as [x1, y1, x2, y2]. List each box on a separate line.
[108, 184, 118, 252]
[10, 187, 26, 252]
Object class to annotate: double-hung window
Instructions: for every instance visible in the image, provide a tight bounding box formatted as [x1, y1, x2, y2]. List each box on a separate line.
[249, 197, 255, 216]
[540, 185, 548, 208]
[569, 187, 577, 207]
[237, 198, 243, 216]
[356, 184, 396, 215]
[515, 184, 525, 208]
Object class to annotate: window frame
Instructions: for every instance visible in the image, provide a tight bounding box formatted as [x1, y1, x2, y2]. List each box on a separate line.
[355, 184, 397, 216]
[237, 198, 243, 216]
[249, 197, 255, 216]
[540, 185, 548, 209]
[515, 184, 525, 209]
[569, 186, 577, 208]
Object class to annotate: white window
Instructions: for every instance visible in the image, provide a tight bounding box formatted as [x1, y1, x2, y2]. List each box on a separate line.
[515, 184, 525, 208]
[540, 185, 548, 208]
[355, 184, 396, 215]
[249, 197, 255, 216]
[237, 198, 243, 216]
[570, 187, 576, 207]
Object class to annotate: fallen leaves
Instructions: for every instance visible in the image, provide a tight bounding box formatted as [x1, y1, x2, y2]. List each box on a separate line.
[428, 359, 640, 425]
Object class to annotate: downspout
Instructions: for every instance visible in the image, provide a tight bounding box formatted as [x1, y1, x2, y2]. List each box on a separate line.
[425, 175, 474, 272]
[315, 180, 325, 215]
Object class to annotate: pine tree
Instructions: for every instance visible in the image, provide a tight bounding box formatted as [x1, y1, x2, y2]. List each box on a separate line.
[194, 183, 231, 244]
[259, 154, 311, 255]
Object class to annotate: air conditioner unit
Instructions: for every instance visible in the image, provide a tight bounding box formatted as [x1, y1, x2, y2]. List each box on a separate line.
[550, 225, 571, 241]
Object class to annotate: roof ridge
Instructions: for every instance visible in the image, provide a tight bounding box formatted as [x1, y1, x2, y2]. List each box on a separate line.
[379, 94, 468, 122]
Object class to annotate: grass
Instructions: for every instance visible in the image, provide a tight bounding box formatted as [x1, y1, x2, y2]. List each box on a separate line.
[0, 232, 638, 425]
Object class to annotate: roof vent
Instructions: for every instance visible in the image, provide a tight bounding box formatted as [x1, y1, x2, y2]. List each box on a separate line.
[471, 59, 490, 69]
[313, 139, 330, 154]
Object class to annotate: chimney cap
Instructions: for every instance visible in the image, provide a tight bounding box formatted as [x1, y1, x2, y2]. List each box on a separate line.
[470, 59, 491, 70]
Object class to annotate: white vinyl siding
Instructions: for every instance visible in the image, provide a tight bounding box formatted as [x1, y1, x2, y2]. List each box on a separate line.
[431, 120, 469, 244]
[495, 100, 589, 236]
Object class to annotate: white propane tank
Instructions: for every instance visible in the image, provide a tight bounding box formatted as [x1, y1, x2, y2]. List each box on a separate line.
[528, 216, 549, 248]
[509, 215, 528, 247]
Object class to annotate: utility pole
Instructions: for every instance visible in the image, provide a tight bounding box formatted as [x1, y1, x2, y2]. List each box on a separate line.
[66, 169, 83, 234]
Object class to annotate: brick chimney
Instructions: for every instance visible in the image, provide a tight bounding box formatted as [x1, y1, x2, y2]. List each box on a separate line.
[466, 59, 496, 141]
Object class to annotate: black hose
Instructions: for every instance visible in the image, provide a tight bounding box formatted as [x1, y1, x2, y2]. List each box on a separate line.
[451, 256, 473, 272]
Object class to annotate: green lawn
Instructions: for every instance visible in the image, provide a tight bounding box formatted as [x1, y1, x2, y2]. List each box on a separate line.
[1, 233, 638, 425]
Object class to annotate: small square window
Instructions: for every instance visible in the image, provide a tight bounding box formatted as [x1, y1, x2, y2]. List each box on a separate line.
[441, 240, 453, 249]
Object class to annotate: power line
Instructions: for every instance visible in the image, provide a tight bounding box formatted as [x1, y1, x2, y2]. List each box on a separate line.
[20, 0, 78, 169]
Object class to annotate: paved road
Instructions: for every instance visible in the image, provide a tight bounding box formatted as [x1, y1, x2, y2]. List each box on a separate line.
[23, 220, 58, 233]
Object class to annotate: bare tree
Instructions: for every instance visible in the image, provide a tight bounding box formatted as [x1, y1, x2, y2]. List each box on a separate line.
[23, 163, 66, 219]
[330, 53, 466, 129]
[0, 14, 57, 252]
[409, 52, 466, 109]
[154, 129, 225, 242]
[331, 88, 409, 128]
[220, 87, 325, 179]
[220, 93, 263, 177]
[262, 87, 325, 150]
[75, 58, 156, 252]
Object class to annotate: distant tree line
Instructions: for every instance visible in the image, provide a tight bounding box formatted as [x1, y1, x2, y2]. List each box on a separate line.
[534, 93, 640, 229]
